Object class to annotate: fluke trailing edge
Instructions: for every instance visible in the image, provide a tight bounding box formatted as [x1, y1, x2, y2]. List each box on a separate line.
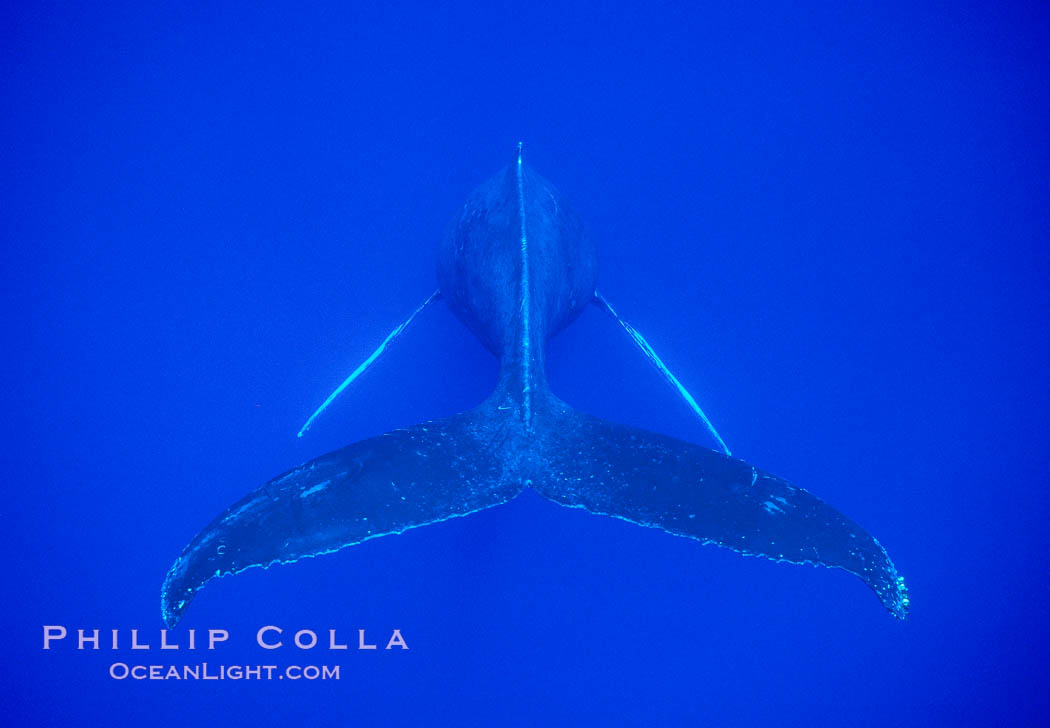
[161, 145, 909, 627]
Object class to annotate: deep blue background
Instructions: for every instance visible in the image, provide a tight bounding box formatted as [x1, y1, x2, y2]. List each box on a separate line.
[3, 2, 1047, 725]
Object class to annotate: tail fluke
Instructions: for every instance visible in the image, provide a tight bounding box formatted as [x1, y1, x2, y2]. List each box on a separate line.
[534, 406, 909, 618]
[593, 291, 732, 456]
[162, 409, 520, 628]
[297, 290, 441, 438]
[164, 396, 906, 625]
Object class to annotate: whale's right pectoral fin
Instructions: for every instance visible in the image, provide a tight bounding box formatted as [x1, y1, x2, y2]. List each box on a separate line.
[592, 291, 731, 456]
[535, 408, 909, 618]
[162, 410, 520, 628]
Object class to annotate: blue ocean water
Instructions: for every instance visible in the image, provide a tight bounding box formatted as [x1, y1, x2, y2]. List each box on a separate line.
[3, 2, 1047, 725]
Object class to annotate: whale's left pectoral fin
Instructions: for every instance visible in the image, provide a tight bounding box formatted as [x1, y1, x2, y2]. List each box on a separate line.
[536, 409, 909, 618]
[162, 410, 519, 628]
[297, 290, 441, 437]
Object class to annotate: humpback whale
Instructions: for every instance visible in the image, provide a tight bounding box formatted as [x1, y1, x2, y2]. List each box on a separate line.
[161, 145, 908, 627]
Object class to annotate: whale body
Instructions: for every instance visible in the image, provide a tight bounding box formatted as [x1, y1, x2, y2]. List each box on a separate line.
[161, 146, 908, 627]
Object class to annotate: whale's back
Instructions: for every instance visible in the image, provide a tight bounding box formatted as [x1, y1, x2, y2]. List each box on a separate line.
[436, 155, 597, 357]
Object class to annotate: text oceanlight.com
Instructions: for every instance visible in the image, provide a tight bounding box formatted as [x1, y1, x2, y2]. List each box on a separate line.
[108, 663, 341, 681]
[43, 625, 408, 681]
